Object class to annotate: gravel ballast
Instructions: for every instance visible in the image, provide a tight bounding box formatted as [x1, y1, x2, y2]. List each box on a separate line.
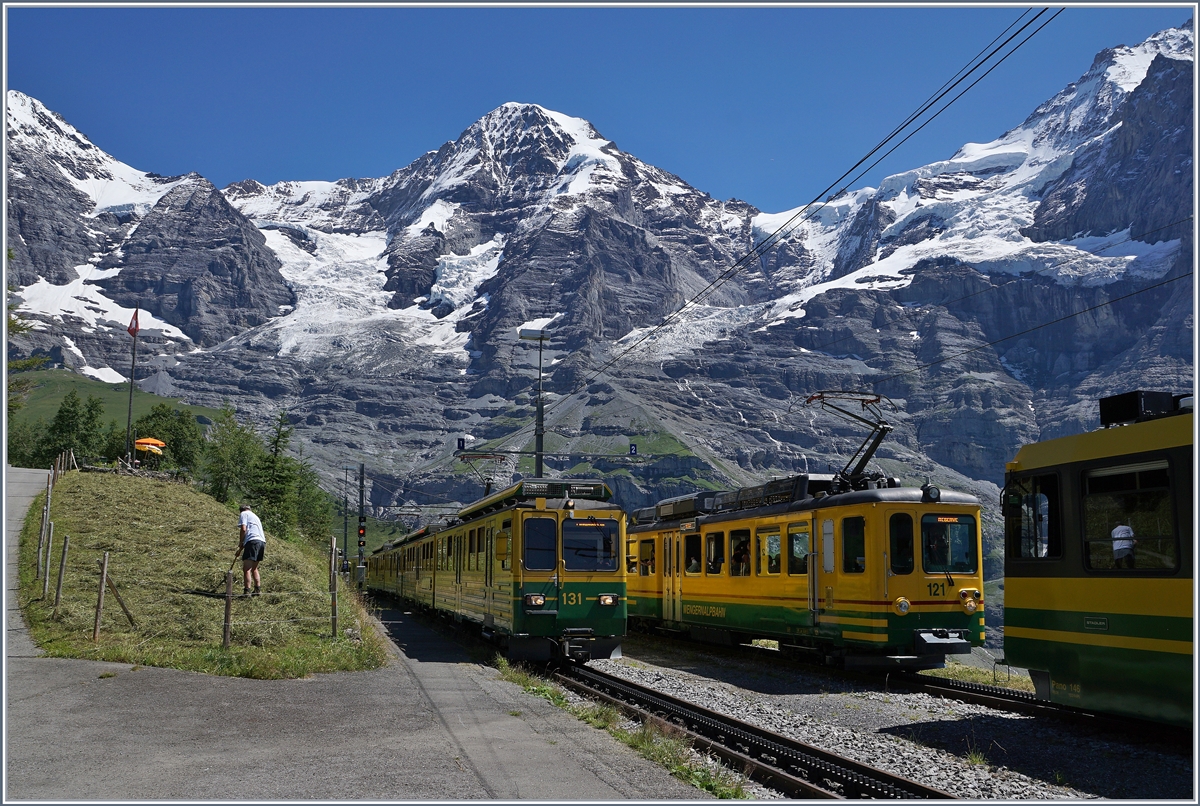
[589, 634, 1192, 800]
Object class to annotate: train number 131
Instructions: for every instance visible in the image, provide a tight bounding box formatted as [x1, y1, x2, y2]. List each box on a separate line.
[927, 582, 946, 597]
[562, 591, 584, 605]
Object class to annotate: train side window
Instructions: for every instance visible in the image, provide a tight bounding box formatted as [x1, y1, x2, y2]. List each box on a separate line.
[704, 532, 724, 575]
[499, 522, 513, 573]
[626, 540, 638, 573]
[523, 518, 557, 570]
[730, 530, 751, 576]
[1082, 461, 1177, 572]
[468, 530, 476, 571]
[889, 514, 914, 574]
[842, 516, 865, 573]
[821, 519, 835, 573]
[787, 523, 810, 575]
[1004, 473, 1061, 559]
[639, 539, 656, 575]
[685, 534, 703, 574]
[757, 527, 781, 575]
[496, 530, 510, 572]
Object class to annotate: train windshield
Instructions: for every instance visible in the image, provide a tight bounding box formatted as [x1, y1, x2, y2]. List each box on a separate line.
[921, 514, 977, 574]
[523, 517, 557, 570]
[562, 518, 619, 571]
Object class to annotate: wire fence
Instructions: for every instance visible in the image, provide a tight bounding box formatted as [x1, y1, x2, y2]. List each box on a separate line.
[30, 462, 362, 649]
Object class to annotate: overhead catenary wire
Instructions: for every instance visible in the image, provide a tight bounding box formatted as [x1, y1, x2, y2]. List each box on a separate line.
[648, 266, 1194, 458]
[399, 8, 1172, 494]
[559, 9, 1061, 395]
[485, 7, 1062, 456]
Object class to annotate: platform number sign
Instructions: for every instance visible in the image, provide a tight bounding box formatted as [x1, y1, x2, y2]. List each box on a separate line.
[457, 437, 466, 451]
[629, 443, 637, 456]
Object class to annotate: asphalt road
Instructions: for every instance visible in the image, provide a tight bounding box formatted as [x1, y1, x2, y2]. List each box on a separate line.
[5, 467, 705, 801]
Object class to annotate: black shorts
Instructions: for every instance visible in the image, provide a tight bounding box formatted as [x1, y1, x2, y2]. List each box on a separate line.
[242, 541, 265, 563]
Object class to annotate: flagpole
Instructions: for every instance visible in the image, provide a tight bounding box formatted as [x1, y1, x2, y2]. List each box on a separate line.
[125, 307, 140, 464]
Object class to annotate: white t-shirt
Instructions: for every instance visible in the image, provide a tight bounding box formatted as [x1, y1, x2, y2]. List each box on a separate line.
[1111, 524, 1134, 552]
[239, 510, 266, 544]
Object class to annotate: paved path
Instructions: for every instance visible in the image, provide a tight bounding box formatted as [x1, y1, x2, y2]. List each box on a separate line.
[4, 468, 704, 800]
[6, 467, 49, 660]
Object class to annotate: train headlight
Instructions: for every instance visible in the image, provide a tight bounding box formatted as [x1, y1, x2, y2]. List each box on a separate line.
[964, 599, 978, 613]
[598, 594, 618, 607]
[922, 484, 941, 503]
[893, 597, 911, 616]
[524, 593, 546, 607]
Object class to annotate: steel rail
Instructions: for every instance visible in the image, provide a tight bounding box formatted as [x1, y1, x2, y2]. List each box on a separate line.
[888, 672, 1193, 744]
[555, 664, 953, 799]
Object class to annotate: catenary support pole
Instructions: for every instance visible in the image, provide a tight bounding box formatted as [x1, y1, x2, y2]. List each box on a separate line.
[53, 535, 70, 615]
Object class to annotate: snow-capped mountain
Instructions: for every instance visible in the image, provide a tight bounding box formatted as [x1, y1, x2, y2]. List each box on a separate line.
[7, 21, 1193, 562]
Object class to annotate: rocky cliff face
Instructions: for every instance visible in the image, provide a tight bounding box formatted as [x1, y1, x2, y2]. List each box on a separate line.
[7, 22, 1193, 569]
[91, 176, 295, 346]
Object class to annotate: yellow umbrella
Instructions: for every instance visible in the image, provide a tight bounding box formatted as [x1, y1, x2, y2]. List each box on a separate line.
[135, 444, 163, 455]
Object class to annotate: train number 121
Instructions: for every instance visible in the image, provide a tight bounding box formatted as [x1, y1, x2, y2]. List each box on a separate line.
[927, 582, 946, 597]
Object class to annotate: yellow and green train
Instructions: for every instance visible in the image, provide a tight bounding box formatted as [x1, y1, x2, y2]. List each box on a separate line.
[626, 473, 986, 669]
[1003, 390, 1193, 726]
[365, 479, 627, 662]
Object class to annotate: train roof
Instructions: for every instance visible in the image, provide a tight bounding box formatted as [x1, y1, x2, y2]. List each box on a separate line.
[1008, 406, 1192, 473]
[379, 524, 440, 552]
[628, 485, 979, 533]
[458, 478, 614, 520]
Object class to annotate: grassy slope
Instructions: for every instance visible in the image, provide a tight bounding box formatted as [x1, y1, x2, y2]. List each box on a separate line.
[18, 471, 386, 678]
[10, 369, 225, 425]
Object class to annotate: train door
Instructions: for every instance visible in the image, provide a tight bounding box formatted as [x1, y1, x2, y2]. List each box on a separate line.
[494, 520, 513, 630]
[518, 512, 559, 636]
[455, 533, 464, 613]
[786, 519, 813, 630]
[882, 510, 916, 606]
[484, 526, 494, 621]
[839, 513, 869, 613]
[812, 517, 834, 623]
[662, 531, 681, 623]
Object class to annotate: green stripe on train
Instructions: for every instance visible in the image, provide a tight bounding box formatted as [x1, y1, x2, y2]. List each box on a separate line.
[511, 580, 626, 637]
[1005, 636, 1192, 727]
[1006, 607, 1193, 642]
[672, 598, 980, 647]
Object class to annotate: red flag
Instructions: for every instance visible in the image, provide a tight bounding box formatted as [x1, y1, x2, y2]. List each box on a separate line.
[127, 308, 140, 339]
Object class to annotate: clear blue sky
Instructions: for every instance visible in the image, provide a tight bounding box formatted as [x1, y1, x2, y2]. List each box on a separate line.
[6, 5, 1191, 213]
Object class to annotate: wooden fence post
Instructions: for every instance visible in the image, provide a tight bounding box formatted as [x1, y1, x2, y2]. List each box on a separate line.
[37, 521, 52, 581]
[95, 560, 136, 628]
[223, 572, 233, 649]
[42, 529, 53, 599]
[330, 536, 339, 639]
[38, 478, 50, 569]
[93, 551, 109, 642]
[53, 535, 70, 616]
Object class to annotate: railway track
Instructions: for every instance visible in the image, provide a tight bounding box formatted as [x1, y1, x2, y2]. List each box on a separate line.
[554, 663, 953, 799]
[661, 634, 1192, 746]
[886, 670, 1192, 744]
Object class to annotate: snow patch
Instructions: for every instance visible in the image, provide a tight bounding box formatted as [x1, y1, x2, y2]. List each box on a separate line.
[15, 273, 191, 341]
[428, 235, 506, 311]
[7, 90, 193, 217]
[405, 199, 460, 237]
[80, 365, 127, 384]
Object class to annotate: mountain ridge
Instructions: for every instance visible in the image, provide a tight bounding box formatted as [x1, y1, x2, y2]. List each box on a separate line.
[7, 21, 1193, 564]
